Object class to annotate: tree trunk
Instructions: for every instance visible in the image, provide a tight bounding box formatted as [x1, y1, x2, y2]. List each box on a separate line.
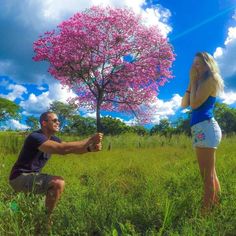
[96, 90, 103, 132]
[96, 102, 102, 132]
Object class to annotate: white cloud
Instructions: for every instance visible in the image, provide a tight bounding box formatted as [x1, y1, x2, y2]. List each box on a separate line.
[102, 115, 137, 126]
[181, 108, 190, 114]
[6, 119, 29, 130]
[149, 94, 182, 124]
[5, 0, 171, 37]
[2, 84, 28, 101]
[214, 47, 223, 58]
[40, 0, 146, 23]
[37, 86, 47, 91]
[141, 6, 172, 37]
[40, 0, 89, 22]
[233, 10, 236, 20]
[20, 92, 51, 115]
[124, 118, 138, 126]
[220, 91, 236, 105]
[20, 82, 77, 115]
[225, 27, 236, 45]
[44, 0, 172, 37]
[80, 94, 182, 125]
[82, 111, 97, 119]
[48, 82, 76, 102]
[214, 26, 236, 78]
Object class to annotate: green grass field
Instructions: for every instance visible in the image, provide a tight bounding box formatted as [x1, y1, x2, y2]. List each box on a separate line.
[1, 132, 236, 235]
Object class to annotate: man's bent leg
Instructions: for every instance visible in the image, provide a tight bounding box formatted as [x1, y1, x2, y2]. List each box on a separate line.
[9, 173, 64, 232]
[9, 173, 54, 194]
[45, 176, 65, 219]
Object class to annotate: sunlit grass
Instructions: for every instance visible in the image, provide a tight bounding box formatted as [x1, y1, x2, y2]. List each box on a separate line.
[1, 132, 236, 235]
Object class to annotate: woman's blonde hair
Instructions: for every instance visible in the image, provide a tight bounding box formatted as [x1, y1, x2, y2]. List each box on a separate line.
[196, 52, 224, 94]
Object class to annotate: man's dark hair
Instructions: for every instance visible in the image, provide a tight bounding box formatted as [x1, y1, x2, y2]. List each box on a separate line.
[39, 111, 54, 126]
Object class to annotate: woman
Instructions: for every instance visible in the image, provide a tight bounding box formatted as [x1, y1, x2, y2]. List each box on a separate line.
[181, 52, 224, 213]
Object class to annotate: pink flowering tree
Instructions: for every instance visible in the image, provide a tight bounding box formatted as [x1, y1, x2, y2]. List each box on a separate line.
[33, 6, 175, 131]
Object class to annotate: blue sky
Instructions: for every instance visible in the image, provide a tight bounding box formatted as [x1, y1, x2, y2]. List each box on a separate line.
[1, 0, 236, 129]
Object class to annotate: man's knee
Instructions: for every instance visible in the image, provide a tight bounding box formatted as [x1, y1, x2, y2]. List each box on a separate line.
[49, 177, 65, 193]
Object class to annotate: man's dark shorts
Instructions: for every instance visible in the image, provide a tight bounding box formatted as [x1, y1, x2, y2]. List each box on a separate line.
[9, 173, 54, 194]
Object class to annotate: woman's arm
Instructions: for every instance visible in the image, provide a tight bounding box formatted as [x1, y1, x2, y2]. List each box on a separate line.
[190, 73, 214, 109]
[181, 82, 191, 108]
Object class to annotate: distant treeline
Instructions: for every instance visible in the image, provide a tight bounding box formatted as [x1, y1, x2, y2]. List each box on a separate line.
[1, 99, 236, 136]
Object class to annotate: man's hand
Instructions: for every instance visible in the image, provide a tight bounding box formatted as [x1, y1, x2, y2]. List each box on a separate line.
[90, 133, 103, 144]
[86, 133, 103, 152]
[87, 142, 102, 152]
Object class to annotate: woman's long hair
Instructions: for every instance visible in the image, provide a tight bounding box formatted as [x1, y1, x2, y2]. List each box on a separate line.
[196, 52, 224, 94]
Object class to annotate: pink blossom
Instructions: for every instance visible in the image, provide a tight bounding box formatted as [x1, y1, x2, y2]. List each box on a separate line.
[33, 6, 175, 130]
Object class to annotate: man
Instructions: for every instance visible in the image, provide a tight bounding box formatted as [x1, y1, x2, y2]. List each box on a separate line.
[9, 111, 103, 225]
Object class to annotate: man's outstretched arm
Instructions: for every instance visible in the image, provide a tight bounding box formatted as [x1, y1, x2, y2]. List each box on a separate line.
[38, 133, 103, 155]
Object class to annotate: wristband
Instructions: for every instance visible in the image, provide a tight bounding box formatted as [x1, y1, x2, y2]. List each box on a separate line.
[87, 144, 92, 152]
[186, 90, 190, 94]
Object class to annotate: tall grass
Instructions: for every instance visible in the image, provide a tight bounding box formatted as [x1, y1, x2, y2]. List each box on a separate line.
[1, 132, 236, 235]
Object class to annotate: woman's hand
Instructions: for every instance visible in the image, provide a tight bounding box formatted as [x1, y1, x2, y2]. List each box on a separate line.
[190, 66, 199, 84]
